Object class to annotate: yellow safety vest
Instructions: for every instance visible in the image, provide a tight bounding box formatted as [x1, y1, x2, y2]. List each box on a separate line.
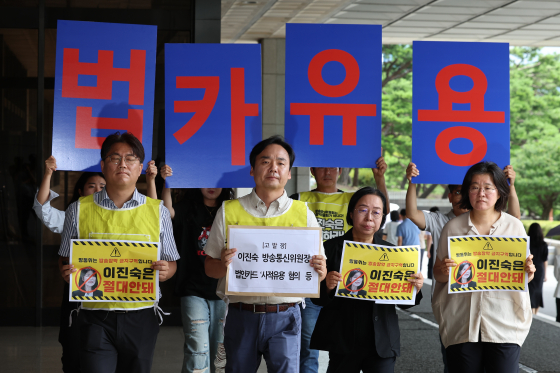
[298, 191, 353, 241]
[224, 199, 308, 242]
[78, 194, 161, 311]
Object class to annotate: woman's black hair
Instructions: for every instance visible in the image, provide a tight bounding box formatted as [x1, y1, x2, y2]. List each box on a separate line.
[68, 172, 105, 208]
[78, 267, 99, 289]
[459, 161, 509, 212]
[389, 210, 399, 222]
[528, 223, 545, 248]
[249, 135, 295, 169]
[185, 188, 234, 209]
[346, 187, 387, 229]
[455, 262, 474, 282]
[345, 270, 365, 289]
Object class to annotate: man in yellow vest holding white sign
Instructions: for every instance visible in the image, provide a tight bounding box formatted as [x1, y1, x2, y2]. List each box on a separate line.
[58, 132, 180, 373]
[204, 136, 327, 373]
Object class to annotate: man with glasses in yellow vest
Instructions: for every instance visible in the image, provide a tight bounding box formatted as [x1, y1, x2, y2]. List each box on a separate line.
[204, 136, 327, 373]
[290, 157, 389, 373]
[58, 132, 180, 373]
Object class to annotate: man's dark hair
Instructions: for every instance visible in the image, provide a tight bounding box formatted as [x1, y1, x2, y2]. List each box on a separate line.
[400, 208, 406, 217]
[249, 136, 295, 170]
[389, 210, 399, 222]
[101, 132, 145, 164]
[448, 184, 461, 194]
[459, 161, 509, 212]
[429, 206, 439, 213]
[347, 187, 387, 229]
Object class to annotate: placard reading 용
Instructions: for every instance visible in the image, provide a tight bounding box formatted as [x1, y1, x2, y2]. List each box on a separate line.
[447, 235, 529, 294]
[226, 226, 322, 297]
[335, 240, 419, 305]
[69, 239, 159, 302]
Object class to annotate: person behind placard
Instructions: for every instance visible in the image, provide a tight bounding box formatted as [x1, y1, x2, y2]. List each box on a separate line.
[33, 156, 108, 373]
[426, 207, 439, 280]
[148, 164, 233, 373]
[449, 262, 477, 289]
[71, 268, 103, 297]
[433, 161, 535, 373]
[290, 157, 389, 373]
[336, 269, 367, 296]
[204, 136, 327, 373]
[405, 162, 520, 373]
[58, 132, 179, 373]
[382, 210, 401, 245]
[527, 223, 548, 315]
[310, 187, 424, 373]
[554, 247, 560, 323]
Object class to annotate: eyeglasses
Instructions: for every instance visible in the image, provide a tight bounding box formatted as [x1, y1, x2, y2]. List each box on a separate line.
[453, 191, 461, 195]
[354, 208, 383, 218]
[105, 155, 139, 165]
[469, 186, 497, 194]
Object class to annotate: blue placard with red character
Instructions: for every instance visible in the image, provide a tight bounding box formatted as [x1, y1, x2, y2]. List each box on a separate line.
[285, 23, 382, 167]
[52, 20, 157, 171]
[165, 44, 262, 188]
[412, 41, 510, 184]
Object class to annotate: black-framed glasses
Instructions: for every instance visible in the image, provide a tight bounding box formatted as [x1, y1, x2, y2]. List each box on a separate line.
[105, 155, 139, 165]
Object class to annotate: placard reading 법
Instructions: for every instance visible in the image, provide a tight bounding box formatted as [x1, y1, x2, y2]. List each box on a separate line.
[69, 239, 159, 302]
[335, 240, 419, 305]
[447, 235, 529, 294]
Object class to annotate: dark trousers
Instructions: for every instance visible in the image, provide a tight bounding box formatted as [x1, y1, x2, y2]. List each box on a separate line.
[446, 340, 520, 373]
[224, 304, 301, 373]
[59, 282, 81, 372]
[328, 351, 395, 373]
[428, 244, 435, 279]
[78, 308, 160, 373]
[557, 298, 560, 323]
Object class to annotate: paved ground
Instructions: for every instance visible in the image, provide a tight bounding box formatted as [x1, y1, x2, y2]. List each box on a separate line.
[3, 263, 560, 372]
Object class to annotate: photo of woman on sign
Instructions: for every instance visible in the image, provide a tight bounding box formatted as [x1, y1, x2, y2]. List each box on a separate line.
[450, 261, 477, 289]
[72, 268, 103, 297]
[338, 269, 367, 296]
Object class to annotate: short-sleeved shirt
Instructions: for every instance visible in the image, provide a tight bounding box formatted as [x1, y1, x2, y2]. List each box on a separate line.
[423, 210, 459, 254]
[33, 190, 65, 234]
[204, 189, 325, 305]
[432, 211, 532, 348]
[383, 221, 400, 245]
[396, 218, 420, 245]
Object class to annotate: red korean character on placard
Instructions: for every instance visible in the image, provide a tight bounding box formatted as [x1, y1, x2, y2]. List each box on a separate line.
[61, 48, 146, 149]
[290, 49, 376, 146]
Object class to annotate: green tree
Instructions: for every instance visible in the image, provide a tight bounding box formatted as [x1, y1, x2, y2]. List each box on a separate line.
[510, 47, 560, 217]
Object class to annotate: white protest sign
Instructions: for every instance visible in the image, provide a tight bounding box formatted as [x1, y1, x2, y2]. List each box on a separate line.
[226, 226, 322, 297]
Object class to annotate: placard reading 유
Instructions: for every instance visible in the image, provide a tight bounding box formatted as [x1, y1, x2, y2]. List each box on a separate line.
[226, 226, 321, 298]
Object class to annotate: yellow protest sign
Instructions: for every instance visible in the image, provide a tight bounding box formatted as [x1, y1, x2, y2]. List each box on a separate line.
[448, 235, 529, 293]
[335, 240, 419, 304]
[69, 239, 159, 302]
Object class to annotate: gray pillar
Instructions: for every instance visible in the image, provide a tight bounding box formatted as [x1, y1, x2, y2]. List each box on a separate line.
[194, 0, 221, 43]
[261, 38, 310, 197]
